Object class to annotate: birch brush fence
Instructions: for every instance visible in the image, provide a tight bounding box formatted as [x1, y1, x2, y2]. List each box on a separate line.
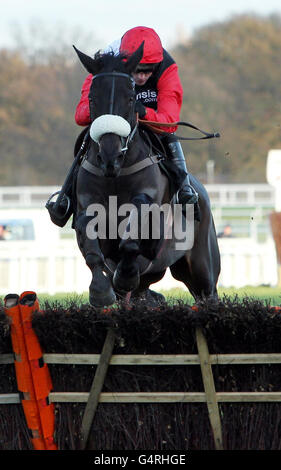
[1, 295, 281, 450]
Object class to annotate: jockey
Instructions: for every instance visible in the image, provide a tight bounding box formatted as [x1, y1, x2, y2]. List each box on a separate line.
[75, 26, 198, 206]
[47, 26, 198, 227]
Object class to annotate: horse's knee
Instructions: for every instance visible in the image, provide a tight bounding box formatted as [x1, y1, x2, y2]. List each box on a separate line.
[118, 193, 153, 253]
[86, 253, 103, 268]
[131, 193, 153, 208]
[119, 239, 140, 254]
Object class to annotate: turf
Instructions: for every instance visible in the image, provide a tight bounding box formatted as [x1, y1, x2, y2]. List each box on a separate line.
[27, 286, 281, 308]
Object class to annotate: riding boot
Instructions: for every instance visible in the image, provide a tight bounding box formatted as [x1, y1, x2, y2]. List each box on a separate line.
[46, 176, 74, 228]
[163, 135, 198, 205]
[46, 128, 90, 228]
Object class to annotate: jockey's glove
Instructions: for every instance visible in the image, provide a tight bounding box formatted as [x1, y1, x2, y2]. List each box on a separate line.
[135, 101, 146, 118]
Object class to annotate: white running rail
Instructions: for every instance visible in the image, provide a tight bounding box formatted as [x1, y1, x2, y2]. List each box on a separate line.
[0, 184, 276, 208]
[0, 238, 278, 295]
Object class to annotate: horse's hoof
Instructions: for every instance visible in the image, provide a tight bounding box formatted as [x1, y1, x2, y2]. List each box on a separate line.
[131, 289, 166, 307]
[113, 268, 140, 293]
[89, 287, 116, 308]
[147, 289, 166, 305]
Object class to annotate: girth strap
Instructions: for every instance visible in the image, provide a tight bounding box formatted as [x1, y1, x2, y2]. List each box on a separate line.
[81, 154, 163, 177]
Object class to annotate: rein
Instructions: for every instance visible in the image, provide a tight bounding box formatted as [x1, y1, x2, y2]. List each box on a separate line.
[138, 118, 220, 141]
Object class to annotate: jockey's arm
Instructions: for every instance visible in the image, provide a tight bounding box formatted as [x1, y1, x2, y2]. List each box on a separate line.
[75, 74, 92, 126]
[143, 64, 183, 134]
[74, 64, 183, 132]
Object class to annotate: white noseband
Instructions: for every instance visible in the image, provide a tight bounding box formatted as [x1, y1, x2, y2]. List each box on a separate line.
[90, 114, 131, 143]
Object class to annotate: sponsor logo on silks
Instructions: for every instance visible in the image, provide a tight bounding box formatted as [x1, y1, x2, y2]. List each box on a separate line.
[136, 89, 157, 103]
[85, 197, 194, 251]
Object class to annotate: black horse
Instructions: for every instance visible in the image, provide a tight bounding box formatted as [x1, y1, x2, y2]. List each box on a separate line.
[73, 44, 220, 308]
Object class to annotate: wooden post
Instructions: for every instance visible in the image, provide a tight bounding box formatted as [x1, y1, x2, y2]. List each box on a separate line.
[196, 328, 223, 450]
[269, 212, 281, 286]
[79, 328, 116, 450]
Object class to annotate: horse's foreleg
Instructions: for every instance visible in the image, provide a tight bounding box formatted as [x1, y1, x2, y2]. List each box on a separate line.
[86, 252, 116, 307]
[75, 212, 116, 308]
[113, 239, 140, 292]
[113, 193, 152, 292]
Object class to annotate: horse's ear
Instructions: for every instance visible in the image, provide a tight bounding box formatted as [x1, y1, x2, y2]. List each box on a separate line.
[125, 41, 144, 74]
[73, 45, 100, 75]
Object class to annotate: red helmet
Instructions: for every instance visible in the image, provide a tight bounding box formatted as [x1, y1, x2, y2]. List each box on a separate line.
[120, 26, 163, 64]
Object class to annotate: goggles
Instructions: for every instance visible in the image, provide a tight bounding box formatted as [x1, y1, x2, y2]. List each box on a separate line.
[134, 63, 157, 75]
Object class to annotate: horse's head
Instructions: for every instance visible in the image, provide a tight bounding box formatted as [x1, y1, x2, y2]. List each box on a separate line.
[74, 43, 144, 177]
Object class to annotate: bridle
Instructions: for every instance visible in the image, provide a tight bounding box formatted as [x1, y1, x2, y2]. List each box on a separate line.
[92, 71, 134, 114]
[90, 71, 138, 154]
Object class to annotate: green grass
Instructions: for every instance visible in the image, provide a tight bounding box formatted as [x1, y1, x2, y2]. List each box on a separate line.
[30, 286, 281, 308]
[162, 286, 281, 306]
[219, 286, 281, 305]
[2, 286, 279, 308]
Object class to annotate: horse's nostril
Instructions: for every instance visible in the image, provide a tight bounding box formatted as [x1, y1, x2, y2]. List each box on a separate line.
[96, 153, 102, 164]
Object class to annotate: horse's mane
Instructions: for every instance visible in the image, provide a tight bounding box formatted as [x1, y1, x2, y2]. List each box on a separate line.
[93, 50, 128, 72]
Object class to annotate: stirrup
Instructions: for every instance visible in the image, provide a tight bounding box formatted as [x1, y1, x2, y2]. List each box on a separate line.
[45, 191, 72, 227]
[175, 189, 200, 221]
[177, 187, 198, 205]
